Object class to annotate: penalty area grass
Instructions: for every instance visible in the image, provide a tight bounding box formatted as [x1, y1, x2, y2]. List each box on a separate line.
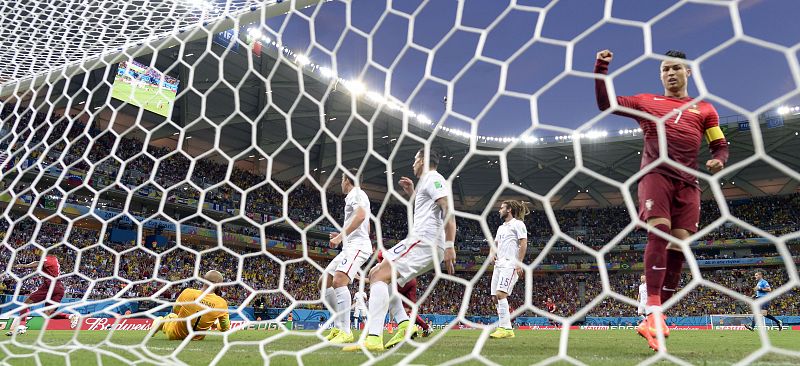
[1, 329, 798, 365]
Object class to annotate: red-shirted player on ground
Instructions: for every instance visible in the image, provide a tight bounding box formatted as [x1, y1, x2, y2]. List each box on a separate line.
[5, 250, 79, 336]
[594, 49, 729, 351]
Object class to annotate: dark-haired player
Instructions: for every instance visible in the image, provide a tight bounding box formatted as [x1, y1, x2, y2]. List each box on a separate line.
[344, 147, 456, 352]
[594, 49, 729, 351]
[744, 271, 783, 331]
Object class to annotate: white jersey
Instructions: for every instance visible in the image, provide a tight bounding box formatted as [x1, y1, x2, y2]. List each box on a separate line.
[410, 171, 449, 249]
[353, 291, 367, 310]
[638, 283, 647, 314]
[494, 218, 527, 265]
[343, 187, 372, 252]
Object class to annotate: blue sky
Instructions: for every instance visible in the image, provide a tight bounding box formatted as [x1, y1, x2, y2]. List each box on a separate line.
[262, 0, 800, 138]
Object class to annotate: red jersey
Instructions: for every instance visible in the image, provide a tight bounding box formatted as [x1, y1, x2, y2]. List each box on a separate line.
[594, 60, 728, 186]
[546, 301, 556, 312]
[42, 255, 60, 278]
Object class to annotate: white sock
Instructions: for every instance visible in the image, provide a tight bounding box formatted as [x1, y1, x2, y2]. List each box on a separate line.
[367, 281, 390, 336]
[334, 286, 352, 334]
[497, 298, 511, 329]
[324, 287, 337, 328]
[389, 293, 409, 325]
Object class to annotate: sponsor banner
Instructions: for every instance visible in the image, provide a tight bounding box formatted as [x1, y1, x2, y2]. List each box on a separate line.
[45, 318, 288, 331]
[738, 121, 750, 131]
[213, 29, 240, 53]
[766, 115, 784, 129]
[0, 317, 45, 330]
[516, 325, 797, 331]
[697, 257, 786, 266]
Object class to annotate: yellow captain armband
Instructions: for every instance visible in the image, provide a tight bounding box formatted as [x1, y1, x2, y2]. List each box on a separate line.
[704, 126, 725, 142]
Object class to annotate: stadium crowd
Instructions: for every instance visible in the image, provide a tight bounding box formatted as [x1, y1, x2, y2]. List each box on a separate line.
[2, 103, 799, 318]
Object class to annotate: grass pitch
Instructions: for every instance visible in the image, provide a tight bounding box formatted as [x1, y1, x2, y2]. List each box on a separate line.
[1, 329, 798, 366]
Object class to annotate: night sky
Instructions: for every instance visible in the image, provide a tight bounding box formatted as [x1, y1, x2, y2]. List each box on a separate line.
[263, 0, 800, 138]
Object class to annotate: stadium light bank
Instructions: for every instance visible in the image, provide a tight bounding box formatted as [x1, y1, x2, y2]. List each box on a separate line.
[245, 27, 639, 146]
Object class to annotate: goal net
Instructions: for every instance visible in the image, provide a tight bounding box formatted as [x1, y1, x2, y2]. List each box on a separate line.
[708, 314, 752, 330]
[1, 0, 799, 365]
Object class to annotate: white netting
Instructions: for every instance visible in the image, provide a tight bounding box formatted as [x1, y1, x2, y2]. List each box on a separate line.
[1, 0, 799, 365]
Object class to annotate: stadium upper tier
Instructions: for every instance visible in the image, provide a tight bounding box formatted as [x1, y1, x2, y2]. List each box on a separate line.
[2, 20, 799, 213]
[1, 102, 798, 257]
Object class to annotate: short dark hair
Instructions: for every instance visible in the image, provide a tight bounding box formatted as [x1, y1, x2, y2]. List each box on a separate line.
[343, 167, 361, 186]
[417, 147, 440, 167]
[665, 50, 687, 59]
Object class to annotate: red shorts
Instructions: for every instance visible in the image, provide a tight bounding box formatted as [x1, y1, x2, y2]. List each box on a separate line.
[638, 173, 701, 233]
[398, 278, 418, 308]
[28, 281, 65, 304]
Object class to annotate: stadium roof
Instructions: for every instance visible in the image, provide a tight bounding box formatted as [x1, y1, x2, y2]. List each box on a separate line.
[94, 33, 800, 211]
[4, 1, 799, 211]
[0, 0, 319, 87]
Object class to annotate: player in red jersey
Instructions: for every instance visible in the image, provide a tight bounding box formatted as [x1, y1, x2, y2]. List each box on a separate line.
[545, 298, 557, 313]
[595, 49, 729, 351]
[6, 251, 78, 336]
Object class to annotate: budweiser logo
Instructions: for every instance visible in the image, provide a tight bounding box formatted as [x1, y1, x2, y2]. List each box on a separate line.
[84, 318, 153, 331]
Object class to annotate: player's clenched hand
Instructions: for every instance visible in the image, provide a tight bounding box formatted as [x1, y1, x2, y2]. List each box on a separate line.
[398, 176, 415, 196]
[444, 247, 456, 275]
[515, 265, 524, 278]
[706, 159, 724, 174]
[596, 49, 613, 63]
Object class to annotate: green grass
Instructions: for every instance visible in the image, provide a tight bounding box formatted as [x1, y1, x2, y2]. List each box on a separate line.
[110, 79, 175, 117]
[1, 329, 798, 365]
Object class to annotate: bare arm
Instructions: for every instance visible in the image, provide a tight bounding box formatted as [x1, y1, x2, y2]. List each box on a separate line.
[330, 206, 367, 247]
[436, 197, 457, 275]
[515, 238, 527, 277]
[398, 177, 415, 199]
[517, 238, 527, 264]
[14, 261, 39, 269]
[436, 197, 456, 243]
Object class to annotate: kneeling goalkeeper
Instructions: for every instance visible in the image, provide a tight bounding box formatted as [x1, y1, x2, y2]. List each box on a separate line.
[153, 270, 231, 340]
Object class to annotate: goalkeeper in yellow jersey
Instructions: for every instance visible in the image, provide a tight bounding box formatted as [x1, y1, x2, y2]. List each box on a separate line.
[153, 270, 231, 340]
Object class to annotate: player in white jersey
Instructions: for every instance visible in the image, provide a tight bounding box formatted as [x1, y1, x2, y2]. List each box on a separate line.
[637, 275, 647, 321]
[344, 148, 457, 352]
[352, 290, 368, 330]
[489, 200, 529, 339]
[320, 168, 373, 344]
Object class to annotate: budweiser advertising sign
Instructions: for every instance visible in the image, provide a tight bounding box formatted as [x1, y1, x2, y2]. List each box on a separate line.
[47, 318, 258, 331]
[84, 318, 154, 331]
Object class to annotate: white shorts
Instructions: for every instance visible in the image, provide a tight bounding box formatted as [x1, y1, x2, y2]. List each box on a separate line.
[491, 265, 519, 296]
[383, 237, 444, 286]
[353, 307, 368, 318]
[325, 247, 371, 280]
